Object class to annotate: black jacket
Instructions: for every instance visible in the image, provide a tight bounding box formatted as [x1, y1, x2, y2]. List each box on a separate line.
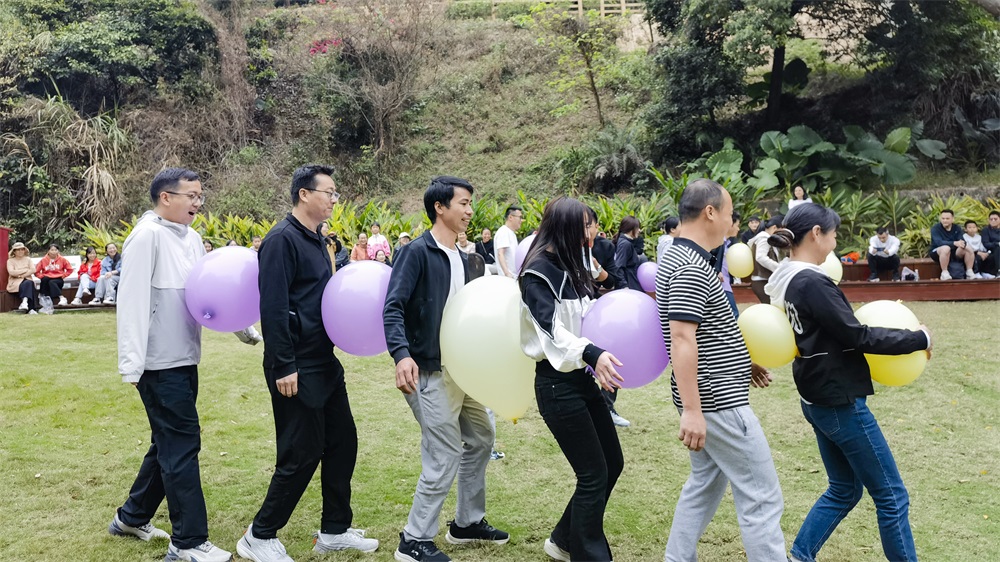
[982, 225, 1000, 254]
[259, 214, 334, 378]
[591, 236, 624, 290]
[384, 230, 470, 372]
[475, 239, 495, 265]
[782, 269, 928, 406]
[614, 235, 647, 291]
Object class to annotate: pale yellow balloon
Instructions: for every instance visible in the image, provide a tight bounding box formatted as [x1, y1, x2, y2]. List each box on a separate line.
[726, 243, 754, 278]
[439, 276, 535, 421]
[854, 300, 927, 386]
[737, 304, 798, 368]
[821, 252, 843, 284]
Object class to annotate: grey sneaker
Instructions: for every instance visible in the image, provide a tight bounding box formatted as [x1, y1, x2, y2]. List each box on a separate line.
[313, 528, 379, 553]
[236, 525, 293, 562]
[165, 540, 232, 562]
[89, 298, 103, 306]
[108, 513, 170, 541]
[609, 409, 631, 428]
[544, 538, 570, 561]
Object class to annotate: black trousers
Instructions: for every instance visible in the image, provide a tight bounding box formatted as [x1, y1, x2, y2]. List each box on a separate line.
[751, 280, 770, 304]
[868, 253, 901, 278]
[39, 277, 63, 299]
[536, 369, 624, 562]
[119, 365, 208, 549]
[252, 357, 358, 539]
[15, 279, 38, 310]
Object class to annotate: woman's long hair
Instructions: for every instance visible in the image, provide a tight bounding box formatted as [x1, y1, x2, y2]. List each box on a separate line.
[105, 243, 121, 269]
[520, 197, 594, 298]
[613, 215, 640, 244]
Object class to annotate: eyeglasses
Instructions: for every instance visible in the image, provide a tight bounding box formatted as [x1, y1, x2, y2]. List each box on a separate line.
[305, 188, 340, 202]
[165, 191, 206, 205]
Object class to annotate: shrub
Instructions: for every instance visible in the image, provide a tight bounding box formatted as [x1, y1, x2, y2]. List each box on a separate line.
[446, 2, 492, 20]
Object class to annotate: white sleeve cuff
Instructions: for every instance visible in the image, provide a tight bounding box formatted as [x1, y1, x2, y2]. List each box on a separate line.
[122, 373, 142, 384]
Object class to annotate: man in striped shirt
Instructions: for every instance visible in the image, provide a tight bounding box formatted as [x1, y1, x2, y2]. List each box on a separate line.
[656, 179, 787, 562]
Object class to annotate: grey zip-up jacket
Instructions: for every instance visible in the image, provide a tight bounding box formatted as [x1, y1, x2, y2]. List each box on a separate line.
[117, 211, 205, 382]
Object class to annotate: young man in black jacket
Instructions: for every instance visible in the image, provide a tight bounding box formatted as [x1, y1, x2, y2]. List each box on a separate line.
[383, 176, 509, 562]
[981, 210, 1000, 277]
[237, 165, 378, 562]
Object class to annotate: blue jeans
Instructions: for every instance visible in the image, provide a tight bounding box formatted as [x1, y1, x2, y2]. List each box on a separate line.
[792, 398, 916, 562]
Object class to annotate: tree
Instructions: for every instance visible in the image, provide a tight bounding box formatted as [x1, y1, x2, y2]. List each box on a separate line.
[532, 7, 620, 128]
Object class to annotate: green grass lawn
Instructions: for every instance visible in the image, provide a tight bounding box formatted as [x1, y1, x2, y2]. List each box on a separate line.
[1, 301, 998, 562]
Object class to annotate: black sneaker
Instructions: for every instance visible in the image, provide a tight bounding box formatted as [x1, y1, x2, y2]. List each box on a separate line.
[394, 532, 451, 562]
[444, 519, 510, 545]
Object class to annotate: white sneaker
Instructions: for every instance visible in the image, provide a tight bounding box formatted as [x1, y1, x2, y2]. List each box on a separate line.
[973, 272, 983, 279]
[71, 298, 83, 305]
[940, 270, 952, 281]
[108, 513, 170, 541]
[236, 526, 293, 562]
[313, 528, 379, 553]
[967, 269, 977, 279]
[28, 309, 38, 315]
[166, 540, 232, 562]
[544, 538, 570, 562]
[609, 410, 631, 428]
[58, 296, 68, 306]
[83, 287, 91, 296]
[105, 297, 115, 304]
[89, 298, 102, 305]
[18, 298, 28, 311]
[982, 273, 996, 279]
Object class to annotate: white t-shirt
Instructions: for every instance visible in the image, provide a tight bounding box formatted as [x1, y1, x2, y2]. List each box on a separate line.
[494, 225, 518, 277]
[435, 239, 465, 299]
[788, 197, 812, 210]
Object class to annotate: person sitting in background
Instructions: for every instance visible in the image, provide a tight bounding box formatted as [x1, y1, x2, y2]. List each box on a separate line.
[964, 220, 988, 279]
[92, 243, 122, 305]
[787, 185, 812, 211]
[35, 244, 73, 309]
[375, 249, 391, 267]
[6, 242, 38, 314]
[351, 232, 371, 262]
[457, 231, 476, 254]
[367, 222, 392, 260]
[980, 211, 1000, 278]
[475, 228, 496, 274]
[930, 209, 975, 280]
[203, 240, 214, 253]
[71, 246, 102, 305]
[740, 215, 761, 244]
[250, 235, 262, 253]
[749, 217, 783, 304]
[320, 222, 339, 272]
[657, 217, 680, 263]
[867, 227, 901, 282]
[227, 239, 239, 247]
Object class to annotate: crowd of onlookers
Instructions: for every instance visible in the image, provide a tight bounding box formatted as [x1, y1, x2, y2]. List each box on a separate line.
[6, 201, 999, 315]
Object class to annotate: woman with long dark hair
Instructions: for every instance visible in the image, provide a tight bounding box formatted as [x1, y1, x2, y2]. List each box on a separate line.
[764, 203, 931, 562]
[520, 197, 625, 562]
[612, 215, 647, 291]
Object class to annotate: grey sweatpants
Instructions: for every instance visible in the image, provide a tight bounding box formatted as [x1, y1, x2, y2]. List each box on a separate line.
[665, 406, 786, 562]
[403, 368, 494, 542]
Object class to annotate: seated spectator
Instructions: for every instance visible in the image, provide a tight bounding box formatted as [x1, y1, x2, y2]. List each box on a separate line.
[867, 227, 902, 282]
[251, 235, 262, 253]
[350, 232, 371, 261]
[456, 231, 476, 254]
[964, 220, 988, 279]
[394, 231, 411, 257]
[366, 222, 391, 260]
[375, 249, 391, 267]
[6, 242, 39, 314]
[749, 216, 783, 303]
[787, 185, 812, 211]
[930, 209, 975, 280]
[475, 228, 496, 274]
[227, 239, 239, 247]
[92, 242, 122, 305]
[203, 240, 214, 253]
[981, 210, 1000, 278]
[35, 244, 73, 309]
[740, 215, 761, 244]
[656, 217, 680, 263]
[71, 246, 101, 305]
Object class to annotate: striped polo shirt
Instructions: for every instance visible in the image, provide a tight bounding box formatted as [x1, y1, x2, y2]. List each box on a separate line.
[655, 237, 752, 411]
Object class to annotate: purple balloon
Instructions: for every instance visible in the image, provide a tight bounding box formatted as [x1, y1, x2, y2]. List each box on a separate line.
[581, 289, 669, 388]
[185, 246, 260, 332]
[322, 260, 392, 356]
[637, 261, 657, 293]
[514, 234, 536, 274]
